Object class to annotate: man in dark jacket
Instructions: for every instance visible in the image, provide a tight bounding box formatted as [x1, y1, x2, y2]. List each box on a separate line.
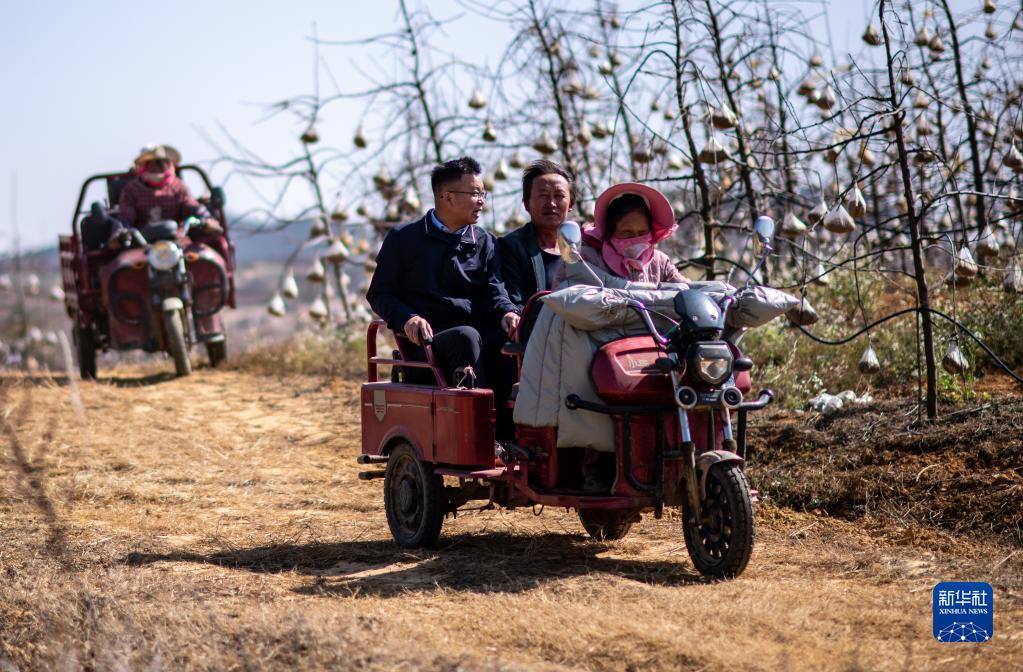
[497, 160, 575, 309]
[367, 156, 520, 387]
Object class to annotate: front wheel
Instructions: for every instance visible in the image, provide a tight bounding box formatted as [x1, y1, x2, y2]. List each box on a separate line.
[206, 339, 227, 368]
[164, 309, 192, 377]
[578, 508, 641, 541]
[682, 463, 754, 578]
[74, 322, 97, 380]
[383, 443, 445, 548]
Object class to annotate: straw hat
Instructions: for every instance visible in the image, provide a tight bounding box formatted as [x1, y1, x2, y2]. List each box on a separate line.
[134, 144, 182, 166]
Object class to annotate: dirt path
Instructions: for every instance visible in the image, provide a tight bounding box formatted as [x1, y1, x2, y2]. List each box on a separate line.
[1, 367, 1021, 671]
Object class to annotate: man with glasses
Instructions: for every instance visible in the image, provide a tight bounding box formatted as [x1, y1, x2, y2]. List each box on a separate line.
[367, 156, 520, 395]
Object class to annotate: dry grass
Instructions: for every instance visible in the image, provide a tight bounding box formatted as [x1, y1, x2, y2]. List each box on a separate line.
[2, 365, 1022, 671]
[226, 328, 369, 381]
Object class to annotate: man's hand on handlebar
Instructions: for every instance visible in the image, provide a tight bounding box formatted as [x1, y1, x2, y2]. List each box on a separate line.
[184, 216, 223, 235]
[107, 229, 132, 250]
[403, 315, 433, 346]
[501, 311, 521, 338]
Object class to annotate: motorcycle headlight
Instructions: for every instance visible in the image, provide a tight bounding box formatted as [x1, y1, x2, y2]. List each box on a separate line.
[147, 240, 181, 271]
[692, 343, 733, 385]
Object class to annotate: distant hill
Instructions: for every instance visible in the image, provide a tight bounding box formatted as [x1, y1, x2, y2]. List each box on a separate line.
[0, 245, 58, 273]
[228, 219, 312, 263]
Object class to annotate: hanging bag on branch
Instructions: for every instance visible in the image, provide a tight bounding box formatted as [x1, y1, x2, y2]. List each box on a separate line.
[954, 246, 978, 278]
[306, 258, 326, 283]
[268, 293, 286, 317]
[942, 343, 969, 375]
[823, 204, 856, 234]
[782, 211, 807, 238]
[309, 296, 328, 321]
[282, 273, 299, 299]
[1004, 263, 1023, 294]
[858, 344, 881, 375]
[786, 298, 819, 326]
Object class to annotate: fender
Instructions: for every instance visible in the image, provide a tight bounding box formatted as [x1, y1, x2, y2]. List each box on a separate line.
[696, 449, 744, 497]
[379, 426, 429, 463]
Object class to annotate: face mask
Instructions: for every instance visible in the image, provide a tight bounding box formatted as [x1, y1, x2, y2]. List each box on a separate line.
[142, 168, 173, 187]
[609, 233, 653, 259]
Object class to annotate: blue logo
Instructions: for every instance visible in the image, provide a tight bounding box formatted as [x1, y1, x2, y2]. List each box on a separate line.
[933, 582, 993, 642]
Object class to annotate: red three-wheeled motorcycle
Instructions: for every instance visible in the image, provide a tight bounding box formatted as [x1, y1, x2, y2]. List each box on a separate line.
[358, 219, 777, 578]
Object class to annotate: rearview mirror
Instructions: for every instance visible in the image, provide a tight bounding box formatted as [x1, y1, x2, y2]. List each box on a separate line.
[753, 216, 775, 251]
[557, 220, 583, 263]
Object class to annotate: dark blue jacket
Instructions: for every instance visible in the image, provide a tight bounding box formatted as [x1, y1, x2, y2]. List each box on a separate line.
[367, 213, 518, 333]
[497, 221, 549, 310]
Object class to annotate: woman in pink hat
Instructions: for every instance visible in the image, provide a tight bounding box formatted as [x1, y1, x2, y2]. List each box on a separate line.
[553, 182, 688, 287]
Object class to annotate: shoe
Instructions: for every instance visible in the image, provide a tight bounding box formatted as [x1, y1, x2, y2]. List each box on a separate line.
[494, 441, 509, 465]
[453, 366, 477, 389]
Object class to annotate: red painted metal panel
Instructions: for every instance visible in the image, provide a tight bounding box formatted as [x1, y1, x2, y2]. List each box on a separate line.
[433, 388, 496, 466]
[58, 236, 79, 317]
[360, 382, 435, 459]
[591, 336, 672, 405]
[610, 412, 683, 503]
[516, 425, 559, 488]
[101, 251, 150, 348]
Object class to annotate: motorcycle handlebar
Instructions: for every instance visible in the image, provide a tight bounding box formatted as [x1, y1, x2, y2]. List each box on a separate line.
[120, 218, 200, 249]
[182, 216, 202, 237]
[625, 291, 740, 344]
[624, 299, 669, 346]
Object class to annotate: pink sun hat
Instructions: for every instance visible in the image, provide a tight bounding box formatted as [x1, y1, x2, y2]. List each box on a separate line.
[583, 182, 678, 247]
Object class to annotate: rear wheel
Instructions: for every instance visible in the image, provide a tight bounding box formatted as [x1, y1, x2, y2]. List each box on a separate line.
[682, 463, 754, 578]
[383, 443, 445, 548]
[206, 339, 227, 368]
[164, 310, 192, 377]
[74, 322, 97, 380]
[578, 508, 641, 541]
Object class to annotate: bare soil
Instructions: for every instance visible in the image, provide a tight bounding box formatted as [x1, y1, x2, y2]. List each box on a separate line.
[1, 366, 1021, 671]
[749, 382, 1023, 546]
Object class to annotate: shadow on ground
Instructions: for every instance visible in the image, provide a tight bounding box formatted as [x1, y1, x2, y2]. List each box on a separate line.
[101, 371, 180, 387]
[121, 531, 705, 597]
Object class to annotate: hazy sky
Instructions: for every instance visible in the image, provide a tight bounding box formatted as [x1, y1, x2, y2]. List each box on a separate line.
[0, 1, 910, 254]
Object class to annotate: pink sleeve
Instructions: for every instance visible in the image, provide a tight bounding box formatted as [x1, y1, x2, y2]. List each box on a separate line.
[656, 251, 688, 284]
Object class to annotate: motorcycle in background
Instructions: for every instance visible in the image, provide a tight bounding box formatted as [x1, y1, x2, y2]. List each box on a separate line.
[59, 167, 236, 378]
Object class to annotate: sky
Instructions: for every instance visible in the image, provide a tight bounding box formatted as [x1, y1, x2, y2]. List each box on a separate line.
[0, 0, 913, 255]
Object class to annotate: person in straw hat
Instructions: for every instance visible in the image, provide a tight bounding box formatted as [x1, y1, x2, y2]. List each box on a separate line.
[109, 144, 221, 245]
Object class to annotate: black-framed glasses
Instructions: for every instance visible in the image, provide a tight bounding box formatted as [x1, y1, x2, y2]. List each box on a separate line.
[447, 189, 489, 202]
